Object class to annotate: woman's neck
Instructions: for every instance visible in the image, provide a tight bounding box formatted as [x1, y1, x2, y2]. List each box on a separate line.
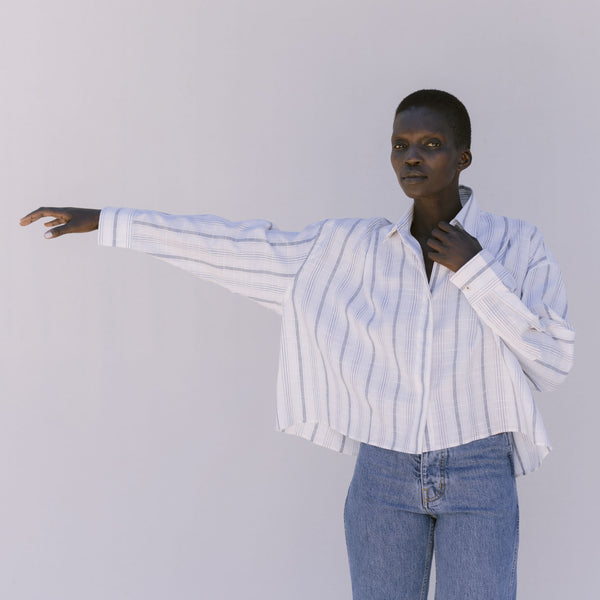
[410, 189, 462, 238]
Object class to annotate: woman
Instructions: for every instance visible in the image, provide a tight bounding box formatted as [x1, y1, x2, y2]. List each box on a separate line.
[21, 90, 574, 599]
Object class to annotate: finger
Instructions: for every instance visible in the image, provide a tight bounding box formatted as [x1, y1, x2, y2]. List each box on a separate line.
[436, 221, 455, 232]
[19, 208, 45, 226]
[429, 227, 449, 242]
[20, 208, 65, 226]
[44, 224, 72, 239]
[428, 250, 444, 263]
[451, 222, 476, 239]
[426, 237, 444, 250]
[43, 218, 68, 227]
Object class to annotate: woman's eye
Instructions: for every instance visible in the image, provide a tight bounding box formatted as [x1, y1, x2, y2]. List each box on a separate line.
[393, 143, 407, 150]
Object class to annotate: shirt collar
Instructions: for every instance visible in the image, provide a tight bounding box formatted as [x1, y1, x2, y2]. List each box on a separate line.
[386, 185, 480, 239]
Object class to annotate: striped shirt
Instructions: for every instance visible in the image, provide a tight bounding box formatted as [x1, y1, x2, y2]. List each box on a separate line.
[98, 186, 575, 475]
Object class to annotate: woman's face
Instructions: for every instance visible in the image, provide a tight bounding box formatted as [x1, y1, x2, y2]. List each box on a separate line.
[390, 106, 471, 201]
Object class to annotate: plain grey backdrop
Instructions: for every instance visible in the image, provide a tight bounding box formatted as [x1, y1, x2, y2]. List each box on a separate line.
[2, 0, 597, 598]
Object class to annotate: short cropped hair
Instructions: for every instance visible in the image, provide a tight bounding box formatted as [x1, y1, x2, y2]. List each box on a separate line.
[395, 90, 471, 150]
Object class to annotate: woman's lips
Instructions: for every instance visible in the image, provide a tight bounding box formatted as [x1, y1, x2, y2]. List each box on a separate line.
[401, 173, 427, 183]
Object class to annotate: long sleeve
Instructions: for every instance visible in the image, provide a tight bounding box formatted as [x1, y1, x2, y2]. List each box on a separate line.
[98, 207, 323, 313]
[450, 229, 575, 392]
[96, 192, 572, 475]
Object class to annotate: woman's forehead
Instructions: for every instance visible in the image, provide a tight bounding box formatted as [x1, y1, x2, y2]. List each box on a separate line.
[392, 106, 453, 137]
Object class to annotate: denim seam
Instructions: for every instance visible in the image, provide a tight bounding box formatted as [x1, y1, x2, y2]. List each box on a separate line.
[419, 518, 435, 600]
[507, 496, 520, 599]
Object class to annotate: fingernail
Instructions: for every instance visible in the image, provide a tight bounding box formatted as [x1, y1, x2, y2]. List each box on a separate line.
[44, 232, 53, 239]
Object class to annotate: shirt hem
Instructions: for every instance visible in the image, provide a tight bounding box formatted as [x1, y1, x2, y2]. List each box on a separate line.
[277, 421, 549, 477]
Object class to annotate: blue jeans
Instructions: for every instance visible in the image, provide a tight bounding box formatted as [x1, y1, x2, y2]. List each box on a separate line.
[344, 434, 519, 600]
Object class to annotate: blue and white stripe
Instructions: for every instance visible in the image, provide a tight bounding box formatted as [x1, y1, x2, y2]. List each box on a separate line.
[98, 186, 575, 476]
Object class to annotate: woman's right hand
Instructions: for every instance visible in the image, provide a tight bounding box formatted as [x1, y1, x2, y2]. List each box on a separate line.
[20, 208, 101, 238]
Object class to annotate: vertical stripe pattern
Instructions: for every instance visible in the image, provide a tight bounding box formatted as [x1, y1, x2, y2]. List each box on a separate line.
[97, 186, 575, 476]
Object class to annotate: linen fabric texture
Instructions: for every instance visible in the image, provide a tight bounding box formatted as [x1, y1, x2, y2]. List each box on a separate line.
[98, 186, 575, 476]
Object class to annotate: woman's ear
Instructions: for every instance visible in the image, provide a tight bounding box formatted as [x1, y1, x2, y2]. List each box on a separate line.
[458, 150, 472, 172]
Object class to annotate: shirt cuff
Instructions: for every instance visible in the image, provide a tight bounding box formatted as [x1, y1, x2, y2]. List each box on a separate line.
[450, 249, 518, 303]
[98, 207, 136, 248]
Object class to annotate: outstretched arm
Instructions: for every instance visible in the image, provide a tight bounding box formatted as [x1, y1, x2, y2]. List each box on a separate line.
[96, 207, 324, 312]
[22, 205, 327, 313]
[20, 207, 101, 238]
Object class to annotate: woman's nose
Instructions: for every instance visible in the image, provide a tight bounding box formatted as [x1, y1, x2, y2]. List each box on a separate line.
[404, 146, 422, 165]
